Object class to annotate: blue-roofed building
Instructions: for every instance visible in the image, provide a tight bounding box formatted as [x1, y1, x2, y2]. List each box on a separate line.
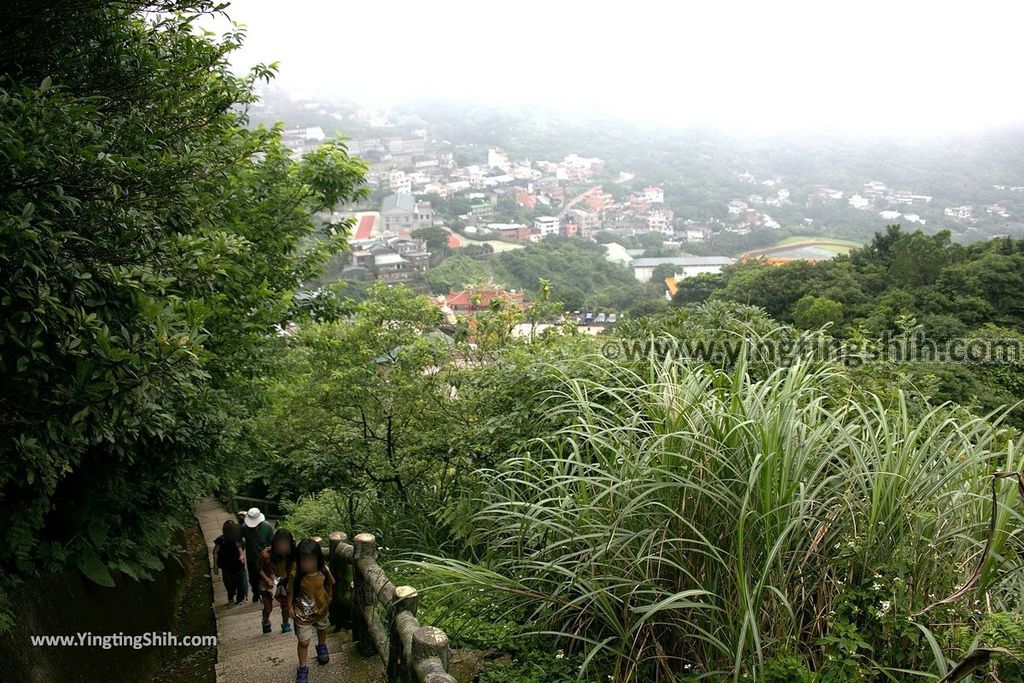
[381, 192, 434, 232]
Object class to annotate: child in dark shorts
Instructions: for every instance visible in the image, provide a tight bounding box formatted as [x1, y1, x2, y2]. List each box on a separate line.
[213, 519, 247, 603]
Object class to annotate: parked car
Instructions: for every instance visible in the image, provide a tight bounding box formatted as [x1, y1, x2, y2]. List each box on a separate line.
[584, 312, 594, 323]
[595, 313, 607, 323]
[607, 314, 618, 324]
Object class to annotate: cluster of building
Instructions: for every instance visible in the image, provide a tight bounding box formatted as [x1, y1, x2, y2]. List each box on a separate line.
[360, 139, 608, 212]
[831, 180, 934, 224]
[282, 114, 812, 309]
[341, 234, 431, 284]
[326, 191, 437, 284]
[729, 173, 1017, 236]
[464, 183, 674, 243]
[302, 108, 688, 243]
[435, 287, 621, 336]
[280, 126, 326, 158]
[811, 179, 1015, 230]
[712, 172, 791, 238]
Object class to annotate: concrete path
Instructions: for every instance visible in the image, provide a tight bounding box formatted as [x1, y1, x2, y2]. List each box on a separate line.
[197, 498, 385, 683]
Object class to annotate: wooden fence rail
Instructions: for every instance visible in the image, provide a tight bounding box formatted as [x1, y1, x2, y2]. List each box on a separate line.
[327, 531, 456, 683]
[228, 495, 286, 519]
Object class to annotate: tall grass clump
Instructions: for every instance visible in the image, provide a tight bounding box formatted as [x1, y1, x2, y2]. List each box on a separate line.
[416, 350, 1023, 681]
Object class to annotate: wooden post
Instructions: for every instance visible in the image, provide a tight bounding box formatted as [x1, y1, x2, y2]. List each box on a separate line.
[328, 531, 351, 629]
[424, 674, 457, 683]
[387, 585, 419, 682]
[353, 533, 378, 657]
[353, 532, 378, 561]
[321, 530, 453, 680]
[412, 626, 455, 682]
[328, 531, 346, 555]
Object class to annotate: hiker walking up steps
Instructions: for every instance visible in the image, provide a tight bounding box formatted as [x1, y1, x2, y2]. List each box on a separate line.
[241, 507, 273, 603]
[288, 538, 336, 683]
[259, 528, 296, 634]
[213, 518, 248, 604]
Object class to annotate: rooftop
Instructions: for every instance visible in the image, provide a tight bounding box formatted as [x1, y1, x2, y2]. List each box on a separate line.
[381, 192, 415, 213]
[373, 252, 408, 266]
[446, 289, 525, 309]
[631, 256, 735, 267]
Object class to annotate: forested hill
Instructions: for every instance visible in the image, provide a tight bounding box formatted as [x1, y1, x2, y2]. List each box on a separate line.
[672, 226, 1024, 424]
[688, 226, 1024, 333]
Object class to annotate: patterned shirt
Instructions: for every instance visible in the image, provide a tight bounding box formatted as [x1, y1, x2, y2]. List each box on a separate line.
[288, 569, 334, 623]
[259, 547, 291, 592]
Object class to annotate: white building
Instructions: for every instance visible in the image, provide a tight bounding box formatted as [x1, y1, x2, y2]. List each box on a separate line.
[281, 126, 326, 159]
[891, 190, 933, 205]
[387, 170, 411, 194]
[630, 256, 735, 283]
[727, 200, 748, 215]
[849, 194, 871, 210]
[534, 216, 560, 237]
[487, 148, 511, 172]
[444, 180, 472, 194]
[642, 186, 665, 204]
[646, 209, 675, 235]
[944, 205, 974, 220]
[603, 242, 634, 267]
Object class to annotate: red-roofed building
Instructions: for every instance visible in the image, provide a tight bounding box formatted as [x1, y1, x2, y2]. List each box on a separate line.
[447, 234, 462, 248]
[515, 189, 537, 210]
[492, 224, 530, 241]
[585, 189, 616, 214]
[445, 288, 526, 314]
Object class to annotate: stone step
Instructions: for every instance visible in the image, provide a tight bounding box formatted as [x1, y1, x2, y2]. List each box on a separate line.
[198, 498, 386, 683]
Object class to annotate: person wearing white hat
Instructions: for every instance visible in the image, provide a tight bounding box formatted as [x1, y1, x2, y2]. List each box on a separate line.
[240, 507, 273, 603]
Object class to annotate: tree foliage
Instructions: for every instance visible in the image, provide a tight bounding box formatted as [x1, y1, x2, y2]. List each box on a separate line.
[0, 1, 366, 588]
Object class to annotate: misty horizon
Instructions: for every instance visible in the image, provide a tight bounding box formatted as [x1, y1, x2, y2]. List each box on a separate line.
[205, 0, 1024, 137]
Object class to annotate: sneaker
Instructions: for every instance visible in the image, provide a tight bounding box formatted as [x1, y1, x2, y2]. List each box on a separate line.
[262, 622, 271, 634]
[316, 643, 330, 665]
[281, 622, 292, 634]
[296, 665, 309, 683]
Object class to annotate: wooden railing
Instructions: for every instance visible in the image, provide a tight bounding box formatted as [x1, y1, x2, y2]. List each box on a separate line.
[228, 494, 285, 520]
[327, 531, 456, 683]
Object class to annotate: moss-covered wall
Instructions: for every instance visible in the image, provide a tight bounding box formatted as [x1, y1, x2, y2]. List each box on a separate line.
[0, 527, 211, 683]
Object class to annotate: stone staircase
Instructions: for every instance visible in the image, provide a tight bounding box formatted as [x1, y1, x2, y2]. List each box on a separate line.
[197, 498, 385, 683]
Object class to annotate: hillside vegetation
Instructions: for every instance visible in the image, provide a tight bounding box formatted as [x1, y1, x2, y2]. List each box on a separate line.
[1, 3, 1022, 682]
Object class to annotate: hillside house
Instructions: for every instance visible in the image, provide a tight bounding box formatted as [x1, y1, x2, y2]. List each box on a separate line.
[381, 192, 434, 232]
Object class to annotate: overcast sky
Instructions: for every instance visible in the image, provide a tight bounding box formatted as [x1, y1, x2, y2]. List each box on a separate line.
[206, 0, 1024, 135]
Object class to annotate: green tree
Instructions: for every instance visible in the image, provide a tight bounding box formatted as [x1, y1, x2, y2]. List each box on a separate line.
[253, 285, 465, 541]
[0, 0, 366, 593]
[651, 263, 679, 284]
[671, 272, 724, 305]
[425, 254, 491, 293]
[792, 294, 844, 330]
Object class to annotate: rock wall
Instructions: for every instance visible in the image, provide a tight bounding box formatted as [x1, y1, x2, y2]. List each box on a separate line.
[0, 525, 213, 683]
